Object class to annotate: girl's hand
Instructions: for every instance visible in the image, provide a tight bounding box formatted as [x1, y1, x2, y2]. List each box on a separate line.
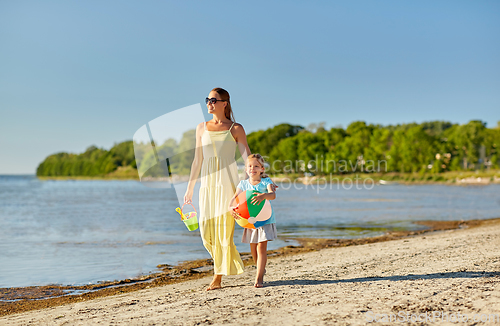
[250, 193, 266, 205]
[229, 207, 241, 220]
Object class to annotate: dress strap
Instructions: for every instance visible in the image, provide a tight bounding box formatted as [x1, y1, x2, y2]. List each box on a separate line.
[229, 122, 235, 131]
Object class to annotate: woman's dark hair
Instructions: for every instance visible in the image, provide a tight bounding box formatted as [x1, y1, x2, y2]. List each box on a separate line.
[211, 87, 235, 122]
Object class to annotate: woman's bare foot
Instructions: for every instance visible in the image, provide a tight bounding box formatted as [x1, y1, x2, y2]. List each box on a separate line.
[206, 275, 222, 291]
[254, 281, 263, 288]
[206, 283, 222, 291]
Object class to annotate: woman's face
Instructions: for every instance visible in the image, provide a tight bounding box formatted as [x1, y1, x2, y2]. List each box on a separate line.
[206, 91, 227, 114]
[246, 158, 264, 177]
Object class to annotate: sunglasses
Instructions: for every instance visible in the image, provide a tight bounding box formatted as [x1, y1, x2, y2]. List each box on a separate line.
[205, 97, 227, 104]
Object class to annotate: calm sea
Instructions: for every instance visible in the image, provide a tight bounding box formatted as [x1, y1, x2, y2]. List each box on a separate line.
[1, 175, 499, 288]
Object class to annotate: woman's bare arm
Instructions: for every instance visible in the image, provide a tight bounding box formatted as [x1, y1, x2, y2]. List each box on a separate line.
[229, 187, 243, 219]
[232, 123, 251, 166]
[185, 123, 204, 201]
[229, 187, 243, 208]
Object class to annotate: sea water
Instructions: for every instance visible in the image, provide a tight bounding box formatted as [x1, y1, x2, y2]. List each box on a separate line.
[1, 175, 499, 288]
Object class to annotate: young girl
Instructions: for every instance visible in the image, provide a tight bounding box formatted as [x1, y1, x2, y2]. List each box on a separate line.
[229, 154, 277, 288]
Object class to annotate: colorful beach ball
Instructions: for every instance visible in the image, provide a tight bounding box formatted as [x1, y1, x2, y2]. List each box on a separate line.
[233, 190, 272, 229]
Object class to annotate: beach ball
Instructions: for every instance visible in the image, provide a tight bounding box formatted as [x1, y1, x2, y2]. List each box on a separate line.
[233, 190, 272, 229]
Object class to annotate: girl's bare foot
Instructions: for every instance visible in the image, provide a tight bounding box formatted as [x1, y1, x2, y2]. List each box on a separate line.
[206, 275, 222, 291]
[254, 282, 263, 288]
[254, 275, 264, 288]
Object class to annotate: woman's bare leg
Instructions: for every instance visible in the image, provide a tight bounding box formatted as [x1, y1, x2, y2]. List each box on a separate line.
[207, 274, 222, 291]
[254, 241, 268, 288]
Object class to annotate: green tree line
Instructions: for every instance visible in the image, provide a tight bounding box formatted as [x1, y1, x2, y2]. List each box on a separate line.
[36, 120, 500, 177]
[37, 141, 136, 177]
[252, 120, 500, 174]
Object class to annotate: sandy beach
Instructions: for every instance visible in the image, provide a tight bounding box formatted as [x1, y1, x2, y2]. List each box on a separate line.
[2, 219, 500, 325]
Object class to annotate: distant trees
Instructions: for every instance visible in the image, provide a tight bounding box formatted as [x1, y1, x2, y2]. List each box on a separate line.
[36, 120, 500, 177]
[387, 126, 436, 173]
[248, 120, 500, 174]
[246, 123, 304, 160]
[37, 141, 135, 177]
[136, 129, 197, 178]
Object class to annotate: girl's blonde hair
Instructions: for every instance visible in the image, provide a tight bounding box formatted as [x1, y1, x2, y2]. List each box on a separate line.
[247, 153, 269, 178]
[211, 87, 235, 122]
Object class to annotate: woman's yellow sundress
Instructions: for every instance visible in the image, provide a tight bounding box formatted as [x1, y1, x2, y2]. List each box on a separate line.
[199, 121, 244, 275]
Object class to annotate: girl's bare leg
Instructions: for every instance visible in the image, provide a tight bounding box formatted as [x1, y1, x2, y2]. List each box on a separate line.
[254, 241, 268, 288]
[250, 243, 258, 264]
[207, 274, 222, 291]
[250, 243, 258, 265]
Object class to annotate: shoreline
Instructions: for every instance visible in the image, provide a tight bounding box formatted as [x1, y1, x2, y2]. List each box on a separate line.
[1, 217, 499, 317]
[33, 170, 500, 186]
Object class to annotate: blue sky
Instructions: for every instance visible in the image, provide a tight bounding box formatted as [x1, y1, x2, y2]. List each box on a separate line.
[1, 1, 499, 174]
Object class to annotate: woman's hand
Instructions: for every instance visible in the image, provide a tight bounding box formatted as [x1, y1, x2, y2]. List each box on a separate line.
[184, 188, 193, 205]
[250, 193, 266, 205]
[229, 207, 241, 220]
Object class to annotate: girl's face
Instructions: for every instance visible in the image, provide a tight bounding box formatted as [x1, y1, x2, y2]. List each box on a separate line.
[206, 91, 227, 114]
[246, 158, 264, 178]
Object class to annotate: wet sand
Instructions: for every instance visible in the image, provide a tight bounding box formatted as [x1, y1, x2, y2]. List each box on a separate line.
[1, 218, 500, 325]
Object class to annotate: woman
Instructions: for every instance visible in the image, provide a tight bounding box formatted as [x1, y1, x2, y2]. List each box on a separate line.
[183, 87, 251, 290]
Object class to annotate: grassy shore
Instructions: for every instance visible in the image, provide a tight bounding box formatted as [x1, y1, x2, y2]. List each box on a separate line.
[37, 167, 500, 185]
[37, 166, 140, 181]
[271, 169, 500, 185]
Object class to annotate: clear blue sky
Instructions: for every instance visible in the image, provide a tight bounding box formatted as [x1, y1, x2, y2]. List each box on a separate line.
[1, 1, 499, 174]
